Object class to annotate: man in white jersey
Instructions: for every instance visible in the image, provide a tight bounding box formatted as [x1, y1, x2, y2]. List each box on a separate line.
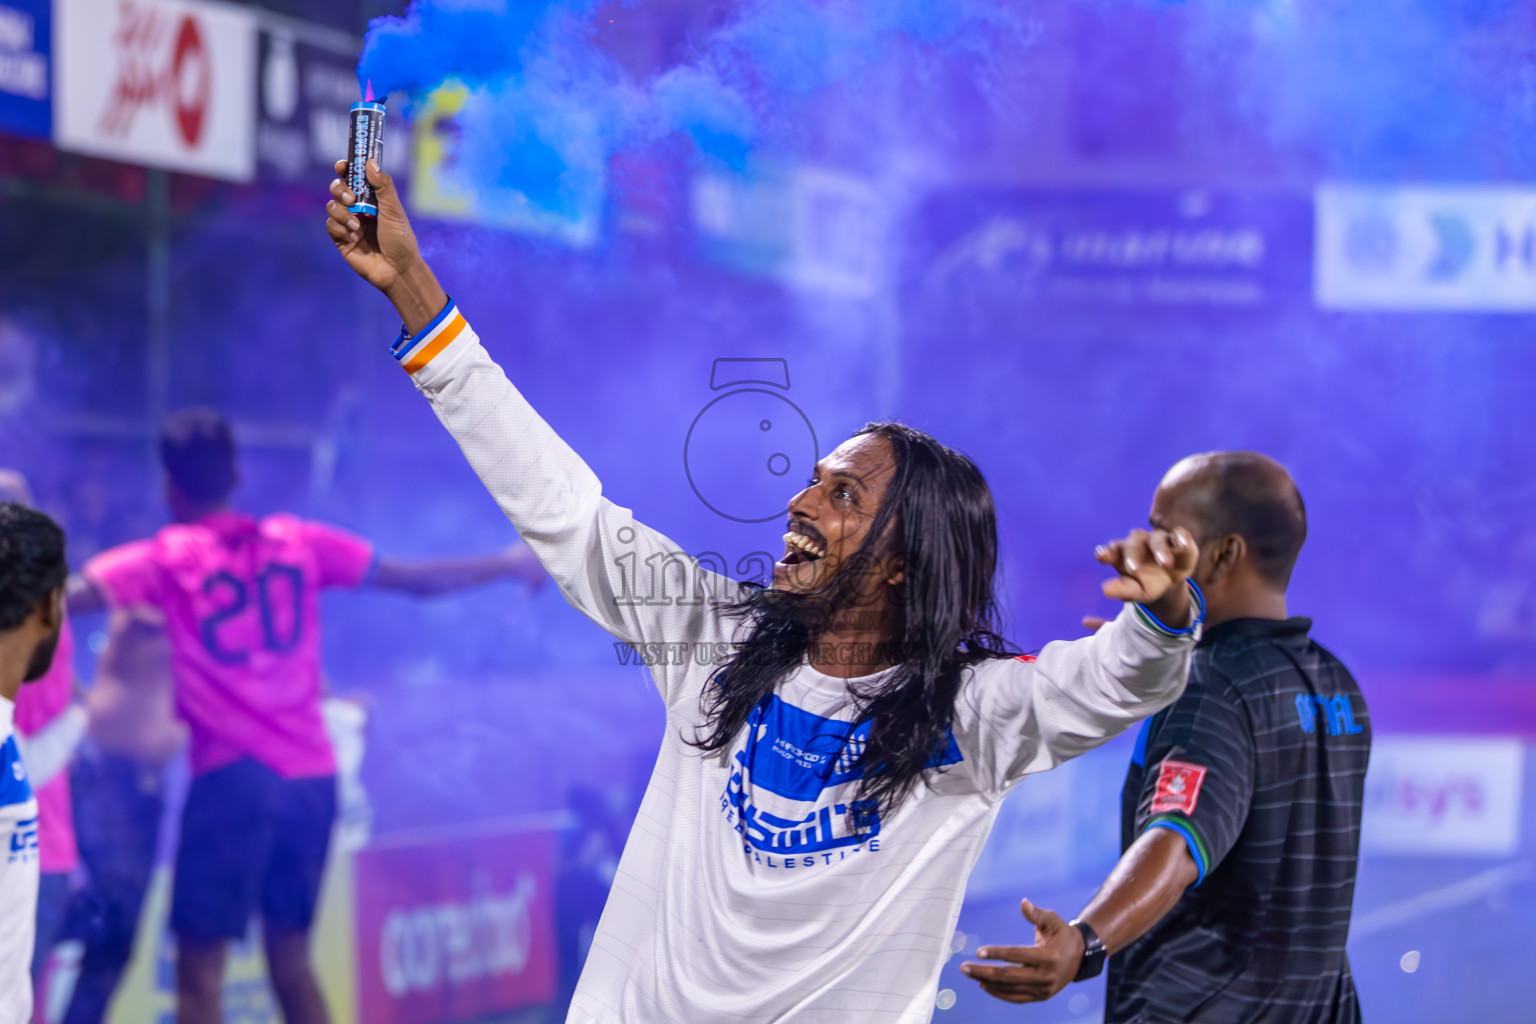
[326, 161, 1203, 1024]
[0, 502, 69, 1024]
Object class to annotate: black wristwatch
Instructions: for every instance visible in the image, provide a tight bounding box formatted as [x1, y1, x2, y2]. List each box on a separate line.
[1070, 919, 1107, 982]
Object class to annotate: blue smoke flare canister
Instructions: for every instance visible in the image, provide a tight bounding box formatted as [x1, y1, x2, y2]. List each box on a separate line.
[346, 100, 387, 218]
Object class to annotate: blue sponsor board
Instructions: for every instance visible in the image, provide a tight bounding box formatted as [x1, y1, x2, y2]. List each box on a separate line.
[0, 0, 49, 139]
[910, 187, 1313, 309]
[257, 24, 361, 183]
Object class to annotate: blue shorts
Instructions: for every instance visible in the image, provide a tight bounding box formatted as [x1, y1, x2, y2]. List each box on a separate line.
[170, 758, 336, 940]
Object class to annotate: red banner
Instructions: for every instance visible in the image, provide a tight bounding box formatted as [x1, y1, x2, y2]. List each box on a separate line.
[353, 824, 559, 1024]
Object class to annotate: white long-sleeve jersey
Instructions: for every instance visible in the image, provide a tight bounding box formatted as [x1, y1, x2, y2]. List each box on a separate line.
[393, 302, 1194, 1023]
[0, 696, 38, 1024]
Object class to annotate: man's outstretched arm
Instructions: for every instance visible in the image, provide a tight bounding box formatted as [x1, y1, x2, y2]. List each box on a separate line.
[64, 573, 105, 616]
[324, 160, 737, 698]
[370, 544, 546, 597]
[960, 828, 1197, 1003]
[965, 528, 1200, 795]
[966, 668, 1254, 1005]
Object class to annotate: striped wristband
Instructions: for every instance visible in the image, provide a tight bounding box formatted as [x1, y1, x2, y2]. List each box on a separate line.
[391, 296, 466, 375]
[1133, 578, 1206, 638]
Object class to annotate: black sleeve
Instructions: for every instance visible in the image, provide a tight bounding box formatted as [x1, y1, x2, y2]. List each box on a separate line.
[1133, 669, 1255, 885]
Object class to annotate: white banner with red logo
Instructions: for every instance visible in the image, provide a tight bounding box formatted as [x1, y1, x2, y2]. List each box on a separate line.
[54, 0, 255, 180]
[353, 824, 558, 1024]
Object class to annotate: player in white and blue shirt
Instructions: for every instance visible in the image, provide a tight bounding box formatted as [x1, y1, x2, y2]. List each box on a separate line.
[0, 702, 40, 1021]
[0, 502, 70, 1024]
[327, 167, 1202, 1024]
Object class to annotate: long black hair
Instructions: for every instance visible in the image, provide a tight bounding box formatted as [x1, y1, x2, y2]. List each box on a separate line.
[688, 422, 1014, 825]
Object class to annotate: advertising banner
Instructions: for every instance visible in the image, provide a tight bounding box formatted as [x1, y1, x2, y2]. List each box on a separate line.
[54, 0, 256, 181]
[913, 187, 1313, 309]
[1316, 185, 1536, 311]
[256, 19, 359, 184]
[353, 824, 558, 1024]
[1362, 736, 1525, 857]
[0, 0, 49, 138]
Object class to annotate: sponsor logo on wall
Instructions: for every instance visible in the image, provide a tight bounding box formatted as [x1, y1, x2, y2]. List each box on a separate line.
[54, 0, 256, 180]
[353, 827, 557, 1024]
[1316, 186, 1536, 311]
[1362, 736, 1525, 857]
[0, 0, 49, 138]
[918, 188, 1313, 308]
[256, 19, 359, 183]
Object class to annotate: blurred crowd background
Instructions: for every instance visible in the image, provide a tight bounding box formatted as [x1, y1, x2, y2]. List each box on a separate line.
[2, 0, 1534, 1021]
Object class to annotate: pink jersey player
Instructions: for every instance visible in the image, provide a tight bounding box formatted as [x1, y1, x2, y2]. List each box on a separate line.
[84, 512, 374, 780]
[67, 408, 543, 1024]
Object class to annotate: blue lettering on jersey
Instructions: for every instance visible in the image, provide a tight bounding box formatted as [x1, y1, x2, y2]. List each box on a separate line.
[1, 736, 38, 865]
[720, 695, 961, 864]
[8, 816, 37, 864]
[0, 736, 32, 808]
[1295, 693, 1363, 736]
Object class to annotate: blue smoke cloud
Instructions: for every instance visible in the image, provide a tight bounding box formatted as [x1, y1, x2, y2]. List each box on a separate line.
[1174, 0, 1536, 177]
[359, 0, 1536, 224]
[358, 0, 1030, 219]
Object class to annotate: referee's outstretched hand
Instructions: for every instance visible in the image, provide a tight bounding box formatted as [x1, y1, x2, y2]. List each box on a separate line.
[960, 898, 1082, 1004]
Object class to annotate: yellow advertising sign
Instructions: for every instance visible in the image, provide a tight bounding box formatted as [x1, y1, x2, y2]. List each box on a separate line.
[409, 81, 603, 248]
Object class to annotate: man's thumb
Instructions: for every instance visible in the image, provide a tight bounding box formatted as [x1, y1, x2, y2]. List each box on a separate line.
[365, 159, 393, 194]
[1020, 898, 1051, 929]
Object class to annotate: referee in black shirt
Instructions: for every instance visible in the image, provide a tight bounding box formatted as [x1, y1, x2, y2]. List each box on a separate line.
[963, 452, 1369, 1023]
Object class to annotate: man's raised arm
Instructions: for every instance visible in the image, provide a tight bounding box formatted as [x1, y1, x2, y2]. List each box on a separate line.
[325, 161, 735, 691]
[960, 528, 1201, 794]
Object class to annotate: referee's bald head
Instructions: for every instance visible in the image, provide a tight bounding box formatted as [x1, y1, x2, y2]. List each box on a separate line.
[1156, 452, 1307, 589]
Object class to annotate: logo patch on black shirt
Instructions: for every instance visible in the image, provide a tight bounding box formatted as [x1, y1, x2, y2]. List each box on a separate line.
[1151, 760, 1207, 815]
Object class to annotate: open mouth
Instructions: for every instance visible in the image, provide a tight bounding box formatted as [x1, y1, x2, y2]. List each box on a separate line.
[778, 523, 828, 566]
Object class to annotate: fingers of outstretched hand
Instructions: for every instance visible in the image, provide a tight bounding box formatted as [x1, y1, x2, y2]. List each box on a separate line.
[1097, 531, 1152, 575]
[1098, 527, 1177, 602]
[1019, 898, 1065, 931]
[976, 978, 1052, 1003]
[973, 945, 1058, 969]
[1102, 571, 1150, 603]
[961, 960, 1047, 983]
[1093, 540, 1123, 568]
[1119, 529, 1151, 573]
[962, 959, 1056, 1004]
[1167, 525, 1198, 574]
[1148, 527, 1199, 574]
